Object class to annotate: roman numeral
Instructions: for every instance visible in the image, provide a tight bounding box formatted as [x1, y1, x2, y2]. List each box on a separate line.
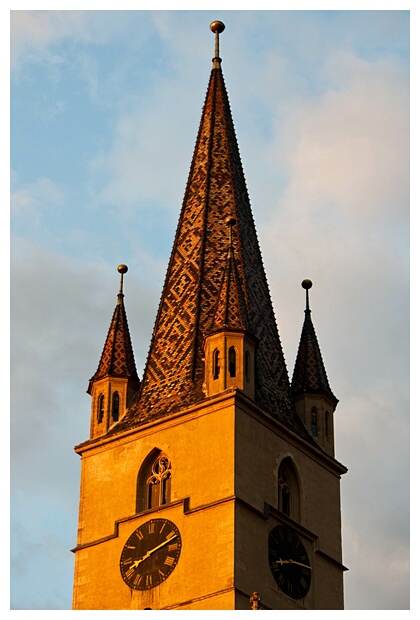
[146, 574, 153, 587]
[166, 530, 175, 540]
[136, 531, 144, 541]
[164, 555, 175, 566]
[125, 567, 135, 580]
[168, 543, 178, 552]
[148, 523, 155, 534]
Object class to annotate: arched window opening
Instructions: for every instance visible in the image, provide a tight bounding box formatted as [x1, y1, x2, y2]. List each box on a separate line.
[112, 391, 120, 422]
[245, 350, 250, 382]
[136, 450, 172, 513]
[325, 411, 330, 438]
[147, 454, 172, 510]
[278, 458, 300, 521]
[97, 394, 105, 423]
[311, 408, 318, 437]
[278, 469, 291, 516]
[213, 349, 220, 380]
[228, 346, 236, 377]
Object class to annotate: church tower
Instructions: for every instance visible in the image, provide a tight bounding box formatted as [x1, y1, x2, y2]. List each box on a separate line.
[72, 22, 347, 610]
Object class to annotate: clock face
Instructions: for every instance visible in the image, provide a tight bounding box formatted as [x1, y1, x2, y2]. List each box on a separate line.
[120, 518, 181, 590]
[268, 524, 311, 600]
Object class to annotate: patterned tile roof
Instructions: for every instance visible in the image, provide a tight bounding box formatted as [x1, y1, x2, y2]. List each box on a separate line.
[291, 307, 338, 405]
[211, 226, 250, 332]
[88, 293, 140, 392]
[113, 57, 307, 435]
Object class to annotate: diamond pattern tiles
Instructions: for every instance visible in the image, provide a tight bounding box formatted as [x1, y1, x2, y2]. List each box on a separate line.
[115, 64, 298, 432]
[88, 296, 140, 390]
[291, 309, 338, 405]
[211, 244, 249, 332]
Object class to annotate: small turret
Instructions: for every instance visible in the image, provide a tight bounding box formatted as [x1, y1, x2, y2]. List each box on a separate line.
[291, 280, 338, 456]
[87, 265, 140, 439]
[203, 217, 257, 399]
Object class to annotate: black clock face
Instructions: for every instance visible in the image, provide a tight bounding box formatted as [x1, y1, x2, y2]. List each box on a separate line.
[120, 518, 181, 590]
[268, 524, 311, 600]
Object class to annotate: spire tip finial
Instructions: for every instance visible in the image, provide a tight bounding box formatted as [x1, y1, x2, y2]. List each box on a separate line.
[210, 21, 225, 67]
[210, 20, 225, 34]
[302, 279, 312, 312]
[117, 264, 128, 302]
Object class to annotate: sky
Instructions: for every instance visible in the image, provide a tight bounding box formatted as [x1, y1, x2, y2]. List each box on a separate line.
[8, 4, 412, 613]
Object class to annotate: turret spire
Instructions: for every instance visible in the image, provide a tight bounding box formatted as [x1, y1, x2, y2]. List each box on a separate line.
[87, 265, 140, 438]
[88, 265, 139, 396]
[292, 280, 338, 405]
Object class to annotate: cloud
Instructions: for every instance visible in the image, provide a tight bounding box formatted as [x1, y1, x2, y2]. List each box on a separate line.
[11, 176, 65, 221]
[250, 48, 410, 610]
[10, 10, 91, 72]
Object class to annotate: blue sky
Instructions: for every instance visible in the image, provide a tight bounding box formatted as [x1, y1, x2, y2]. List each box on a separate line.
[9, 6, 411, 612]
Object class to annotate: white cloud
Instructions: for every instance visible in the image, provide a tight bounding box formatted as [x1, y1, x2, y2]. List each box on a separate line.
[11, 176, 65, 222]
[10, 10, 91, 72]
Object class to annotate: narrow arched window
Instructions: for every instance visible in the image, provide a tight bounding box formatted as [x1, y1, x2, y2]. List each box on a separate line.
[311, 408, 318, 437]
[228, 346, 236, 377]
[136, 451, 172, 513]
[278, 458, 300, 521]
[147, 454, 172, 510]
[97, 394, 105, 423]
[112, 391, 120, 422]
[245, 350, 250, 382]
[325, 411, 330, 438]
[213, 349, 220, 379]
[278, 468, 291, 516]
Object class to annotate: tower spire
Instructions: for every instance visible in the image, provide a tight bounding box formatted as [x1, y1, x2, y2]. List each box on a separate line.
[113, 20, 304, 437]
[292, 280, 338, 455]
[292, 280, 337, 402]
[87, 265, 140, 438]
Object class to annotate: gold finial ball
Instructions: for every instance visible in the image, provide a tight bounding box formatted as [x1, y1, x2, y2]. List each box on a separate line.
[225, 216, 236, 227]
[118, 264, 128, 274]
[302, 279, 313, 290]
[210, 21, 225, 34]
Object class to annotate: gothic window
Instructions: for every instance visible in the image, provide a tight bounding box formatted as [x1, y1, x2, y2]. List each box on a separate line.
[97, 394, 105, 423]
[112, 391, 120, 422]
[228, 346, 236, 377]
[245, 350, 250, 382]
[311, 408, 318, 437]
[213, 349, 221, 379]
[325, 410, 330, 438]
[278, 458, 300, 521]
[136, 450, 172, 513]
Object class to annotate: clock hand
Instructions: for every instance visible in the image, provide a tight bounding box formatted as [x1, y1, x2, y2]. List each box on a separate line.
[276, 558, 312, 570]
[129, 534, 178, 569]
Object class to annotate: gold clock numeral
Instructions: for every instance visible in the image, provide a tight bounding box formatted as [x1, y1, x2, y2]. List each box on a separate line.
[164, 555, 175, 567]
[159, 523, 166, 534]
[148, 523, 155, 534]
[122, 558, 133, 566]
[166, 530, 175, 539]
[125, 567, 135, 580]
[168, 543, 178, 552]
[146, 574, 153, 587]
[134, 574, 142, 587]
[136, 531, 144, 541]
